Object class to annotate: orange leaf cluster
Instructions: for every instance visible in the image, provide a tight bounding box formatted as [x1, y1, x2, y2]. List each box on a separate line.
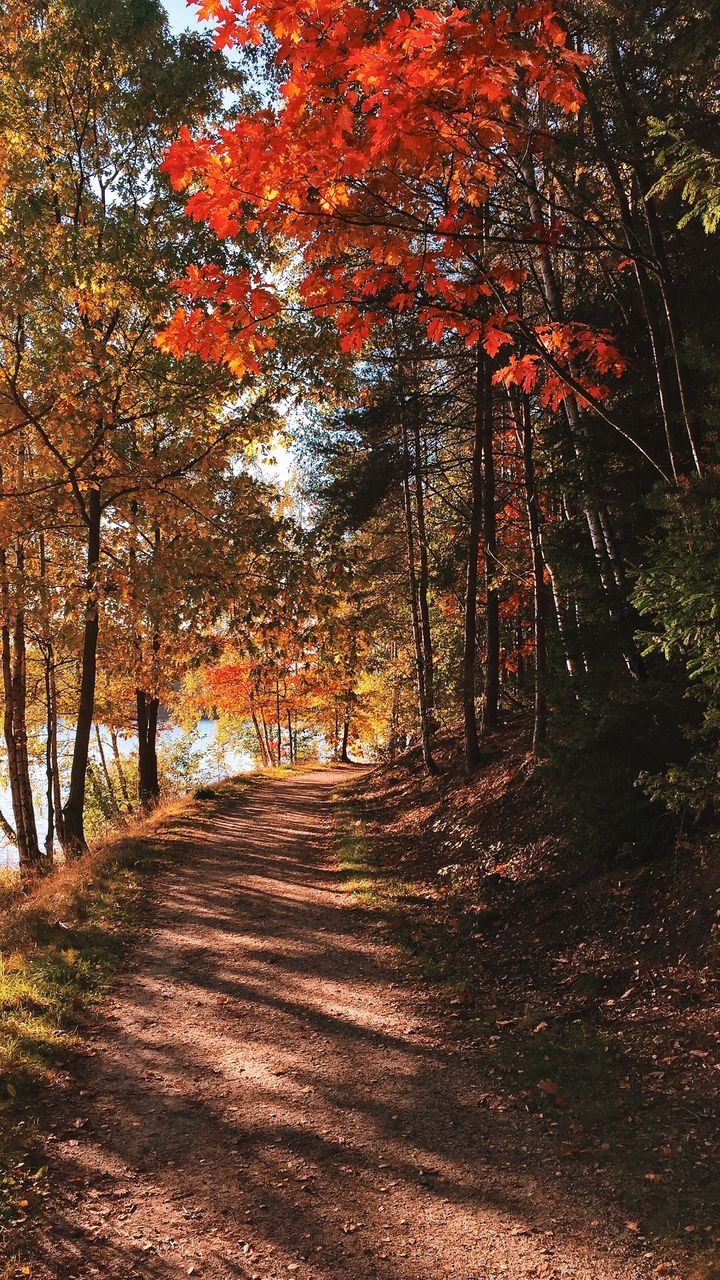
[159, 0, 622, 406]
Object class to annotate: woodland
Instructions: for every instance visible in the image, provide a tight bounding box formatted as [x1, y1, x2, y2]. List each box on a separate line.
[3, 0, 720, 873]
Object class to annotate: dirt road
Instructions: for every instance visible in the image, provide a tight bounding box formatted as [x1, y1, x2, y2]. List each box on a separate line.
[31, 769, 659, 1280]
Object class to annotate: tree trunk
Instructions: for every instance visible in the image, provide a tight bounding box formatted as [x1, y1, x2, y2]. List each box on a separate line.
[502, 387, 585, 687]
[581, 70, 685, 481]
[0, 808, 16, 847]
[519, 394, 548, 756]
[400, 410, 438, 775]
[110, 729, 133, 814]
[136, 690, 161, 809]
[462, 350, 485, 771]
[411, 398, 436, 734]
[607, 38, 702, 477]
[260, 706, 276, 767]
[340, 700, 351, 764]
[49, 655, 65, 846]
[1, 616, 24, 858]
[249, 698, 270, 767]
[521, 152, 645, 679]
[481, 376, 500, 734]
[275, 680, 283, 766]
[136, 690, 148, 802]
[0, 541, 41, 873]
[44, 652, 55, 858]
[392, 330, 439, 775]
[542, 527, 585, 682]
[94, 724, 120, 815]
[62, 487, 102, 853]
[147, 697, 159, 797]
[87, 760, 114, 821]
[12, 572, 41, 863]
[38, 534, 56, 861]
[397, 378, 438, 773]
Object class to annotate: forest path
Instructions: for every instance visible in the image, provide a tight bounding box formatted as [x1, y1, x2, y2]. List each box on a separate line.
[33, 769, 657, 1280]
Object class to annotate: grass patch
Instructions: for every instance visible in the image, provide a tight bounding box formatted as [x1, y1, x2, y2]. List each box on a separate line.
[335, 799, 405, 909]
[0, 800, 185, 1251]
[334, 796, 474, 1002]
[3, 847, 153, 1091]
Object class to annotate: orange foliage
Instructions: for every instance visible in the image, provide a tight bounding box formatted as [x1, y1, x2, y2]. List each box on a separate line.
[158, 1, 623, 405]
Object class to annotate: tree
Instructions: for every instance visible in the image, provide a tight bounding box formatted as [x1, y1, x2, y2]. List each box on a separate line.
[0, 0, 263, 853]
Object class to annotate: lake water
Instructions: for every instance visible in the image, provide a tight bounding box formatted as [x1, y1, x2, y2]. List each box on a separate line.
[0, 718, 255, 869]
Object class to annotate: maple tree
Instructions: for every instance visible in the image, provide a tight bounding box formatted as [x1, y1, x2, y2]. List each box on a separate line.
[157, 0, 652, 773]
[160, 1, 625, 402]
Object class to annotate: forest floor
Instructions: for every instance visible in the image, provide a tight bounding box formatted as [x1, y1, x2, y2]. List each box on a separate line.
[8, 765, 698, 1280]
[342, 735, 720, 1280]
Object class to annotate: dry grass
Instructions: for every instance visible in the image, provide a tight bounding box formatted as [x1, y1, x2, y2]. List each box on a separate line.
[0, 795, 199, 1101]
[0, 779, 260, 1253]
[2, 794, 187, 926]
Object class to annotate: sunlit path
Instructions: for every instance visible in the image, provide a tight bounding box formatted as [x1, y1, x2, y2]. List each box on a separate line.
[30, 770, 655, 1280]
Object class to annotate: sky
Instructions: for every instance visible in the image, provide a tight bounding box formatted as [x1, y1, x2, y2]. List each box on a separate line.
[163, 0, 200, 34]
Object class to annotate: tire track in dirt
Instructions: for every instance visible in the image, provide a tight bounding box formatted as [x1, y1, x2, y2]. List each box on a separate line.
[29, 769, 659, 1280]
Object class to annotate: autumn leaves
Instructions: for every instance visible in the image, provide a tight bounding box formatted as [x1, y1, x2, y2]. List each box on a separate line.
[159, 1, 620, 418]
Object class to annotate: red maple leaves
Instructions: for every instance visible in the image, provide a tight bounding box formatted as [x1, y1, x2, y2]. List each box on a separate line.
[159, 0, 624, 406]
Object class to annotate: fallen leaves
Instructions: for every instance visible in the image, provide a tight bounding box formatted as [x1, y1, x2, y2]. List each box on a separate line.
[537, 1077, 560, 1095]
[537, 1078, 565, 1106]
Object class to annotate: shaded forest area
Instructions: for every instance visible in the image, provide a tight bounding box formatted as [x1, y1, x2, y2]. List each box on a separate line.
[341, 737, 719, 1270]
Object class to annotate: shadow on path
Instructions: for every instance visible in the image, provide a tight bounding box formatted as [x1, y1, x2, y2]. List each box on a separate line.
[31, 771, 660, 1280]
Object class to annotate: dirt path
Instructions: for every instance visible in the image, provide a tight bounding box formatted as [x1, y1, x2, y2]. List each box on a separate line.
[31, 769, 662, 1280]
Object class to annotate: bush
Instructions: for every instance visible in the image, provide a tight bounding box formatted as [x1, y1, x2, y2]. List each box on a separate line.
[633, 473, 720, 820]
[542, 677, 683, 863]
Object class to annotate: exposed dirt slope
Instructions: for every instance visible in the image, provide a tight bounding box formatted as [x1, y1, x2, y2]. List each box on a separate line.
[24, 769, 667, 1280]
